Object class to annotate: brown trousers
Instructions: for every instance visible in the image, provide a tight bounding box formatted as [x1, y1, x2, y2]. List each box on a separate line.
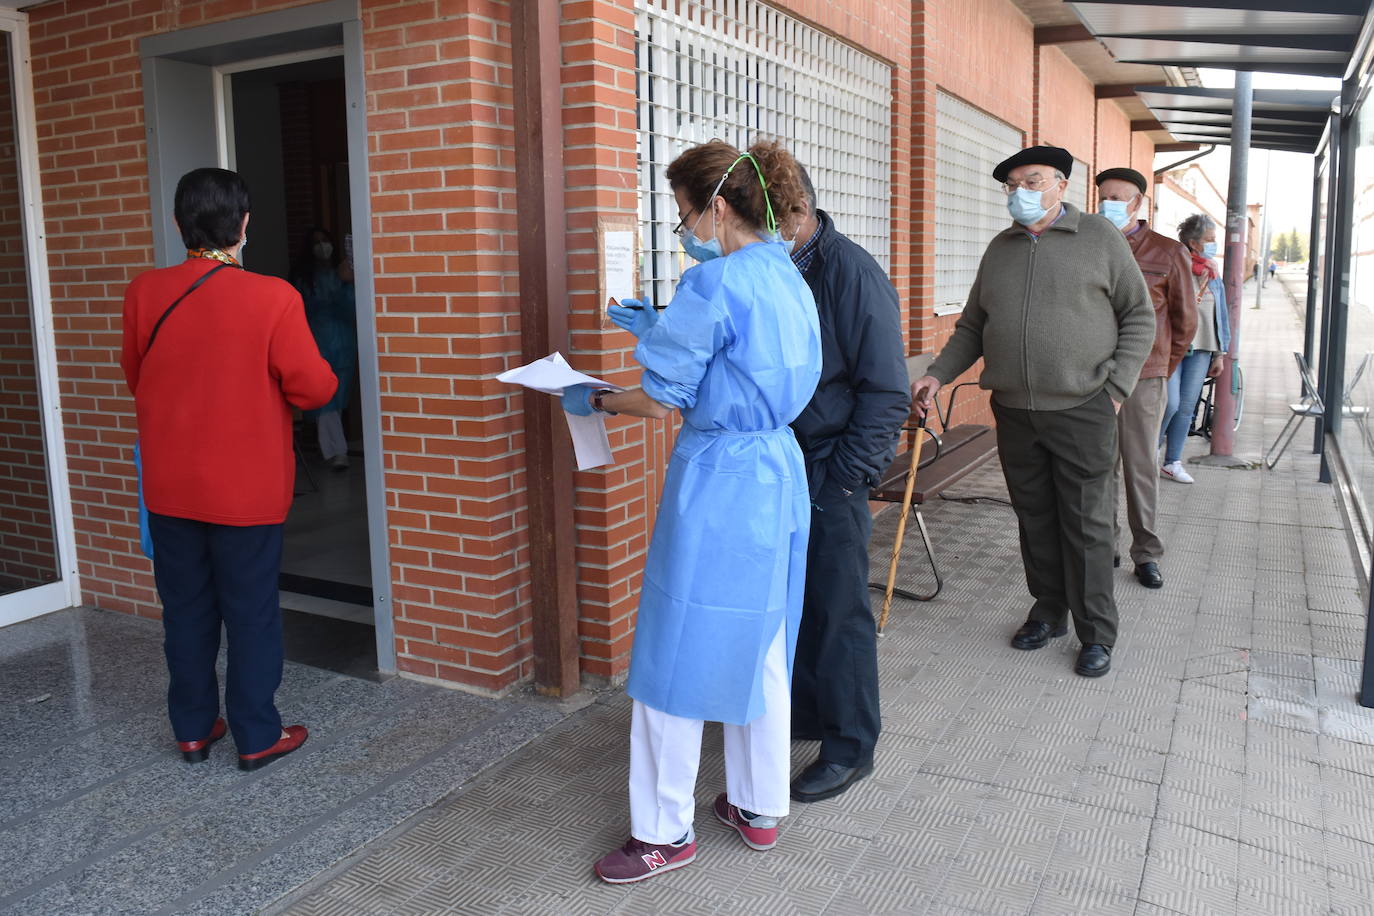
[1113, 376, 1167, 565]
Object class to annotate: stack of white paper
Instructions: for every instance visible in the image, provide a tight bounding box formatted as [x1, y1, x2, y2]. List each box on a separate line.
[496, 352, 622, 470]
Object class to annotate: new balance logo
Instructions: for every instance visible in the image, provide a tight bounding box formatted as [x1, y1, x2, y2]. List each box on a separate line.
[640, 850, 667, 869]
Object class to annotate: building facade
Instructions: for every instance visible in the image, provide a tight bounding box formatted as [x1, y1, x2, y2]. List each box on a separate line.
[0, 0, 1168, 695]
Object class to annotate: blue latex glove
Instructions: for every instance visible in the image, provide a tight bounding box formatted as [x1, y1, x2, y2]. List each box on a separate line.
[608, 299, 659, 339]
[561, 384, 596, 416]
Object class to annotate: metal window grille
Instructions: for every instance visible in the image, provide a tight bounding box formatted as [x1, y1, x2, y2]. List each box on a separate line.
[635, 0, 892, 305]
[934, 92, 1022, 315]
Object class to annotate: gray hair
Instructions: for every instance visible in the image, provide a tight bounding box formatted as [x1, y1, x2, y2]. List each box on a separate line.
[797, 164, 817, 211]
[1178, 213, 1216, 244]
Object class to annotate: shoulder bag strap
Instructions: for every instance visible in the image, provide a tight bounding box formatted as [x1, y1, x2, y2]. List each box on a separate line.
[141, 262, 234, 359]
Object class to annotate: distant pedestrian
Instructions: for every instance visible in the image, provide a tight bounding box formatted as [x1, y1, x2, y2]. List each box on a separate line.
[1160, 214, 1231, 483]
[911, 146, 1153, 678]
[1095, 167, 1196, 591]
[562, 139, 820, 884]
[121, 168, 337, 770]
[786, 167, 909, 804]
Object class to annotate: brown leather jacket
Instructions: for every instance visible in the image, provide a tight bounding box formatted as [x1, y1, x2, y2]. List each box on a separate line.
[1126, 223, 1197, 379]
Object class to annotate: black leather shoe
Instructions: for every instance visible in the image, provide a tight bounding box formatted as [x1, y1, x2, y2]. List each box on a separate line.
[790, 759, 874, 803]
[1075, 644, 1112, 677]
[1113, 554, 1121, 568]
[1134, 561, 1163, 589]
[1010, 619, 1069, 650]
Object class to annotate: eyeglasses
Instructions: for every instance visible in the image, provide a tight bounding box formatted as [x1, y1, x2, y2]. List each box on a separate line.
[1002, 173, 1061, 194]
[672, 209, 697, 239]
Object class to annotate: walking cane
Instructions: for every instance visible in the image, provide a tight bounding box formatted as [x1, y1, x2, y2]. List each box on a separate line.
[878, 413, 928, 635]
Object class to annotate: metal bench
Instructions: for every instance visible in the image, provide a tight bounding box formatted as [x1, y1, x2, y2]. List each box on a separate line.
[867, 355, 997, 608]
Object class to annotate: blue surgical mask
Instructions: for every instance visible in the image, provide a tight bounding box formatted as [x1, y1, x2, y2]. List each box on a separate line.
[1201, 242, 1217, 259]
[682, 229, 722, 263]
[1007, 188, 1047, 226]
[681, 198, 723, 262]
[1098, 200, 1133, 229]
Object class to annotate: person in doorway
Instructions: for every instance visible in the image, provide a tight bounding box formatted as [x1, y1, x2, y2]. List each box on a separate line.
[1095, 168, 1196, 590]
[910, 146, 1153, 678]
[121, 168, 337, 770]
[786, 167, 909, 803]
[562, 139, 820, 883]
[1160, 214, 1231, 483]
[291, 227, 357, 470]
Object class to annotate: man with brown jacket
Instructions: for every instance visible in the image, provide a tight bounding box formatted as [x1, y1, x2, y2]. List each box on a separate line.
[1095, 168, 1196, 590]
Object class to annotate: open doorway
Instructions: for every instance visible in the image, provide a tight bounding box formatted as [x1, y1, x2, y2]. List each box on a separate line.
[223, 54, 375, 677]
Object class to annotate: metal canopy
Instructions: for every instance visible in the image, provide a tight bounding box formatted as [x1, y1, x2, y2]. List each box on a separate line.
[1133, 86, 1338, 153]
[1067, 1, 1366, 78]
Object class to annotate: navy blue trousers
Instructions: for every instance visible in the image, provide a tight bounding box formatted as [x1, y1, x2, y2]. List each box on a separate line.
[148, 512, 285, 755]
[791, 477, 880, 767]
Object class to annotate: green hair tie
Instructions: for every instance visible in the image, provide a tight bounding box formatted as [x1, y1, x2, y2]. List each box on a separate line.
[722, 152, 778, 235]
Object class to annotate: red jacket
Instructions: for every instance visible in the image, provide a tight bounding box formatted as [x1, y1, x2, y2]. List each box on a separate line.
[121, 259, 338, 526]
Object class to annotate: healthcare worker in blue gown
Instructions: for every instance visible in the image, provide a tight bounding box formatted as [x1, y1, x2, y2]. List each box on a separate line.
[563, 139, 821, 885]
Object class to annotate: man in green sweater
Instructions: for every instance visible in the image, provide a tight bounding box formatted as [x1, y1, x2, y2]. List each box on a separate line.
[911, 146, 1154, 677]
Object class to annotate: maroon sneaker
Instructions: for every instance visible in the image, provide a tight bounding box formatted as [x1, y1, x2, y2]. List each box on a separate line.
[713, 793, 778, 850]
[237, 725, 308, 771]
[177, 717, 227, 763]
[593, 835, 696, 884]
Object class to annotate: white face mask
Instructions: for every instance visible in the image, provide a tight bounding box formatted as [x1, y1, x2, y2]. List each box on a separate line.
[314, 241, 333, 261]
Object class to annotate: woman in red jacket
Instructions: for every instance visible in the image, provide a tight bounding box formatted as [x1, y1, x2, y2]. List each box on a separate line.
[121, 168, 338, 770]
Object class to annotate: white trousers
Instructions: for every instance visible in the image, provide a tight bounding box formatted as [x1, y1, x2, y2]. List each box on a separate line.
[628, 624, 791, 845]
[317, 411, 347, 460]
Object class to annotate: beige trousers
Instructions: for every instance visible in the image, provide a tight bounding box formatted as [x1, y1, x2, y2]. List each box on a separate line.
[1114, 376, 1167, 565]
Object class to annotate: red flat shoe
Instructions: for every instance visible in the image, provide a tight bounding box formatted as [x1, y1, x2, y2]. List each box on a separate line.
[237, 725, 308, 772]
[178, 718, 227, 763]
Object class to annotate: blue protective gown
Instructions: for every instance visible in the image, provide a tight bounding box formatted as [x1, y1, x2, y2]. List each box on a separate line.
[624, 238, 822, 726]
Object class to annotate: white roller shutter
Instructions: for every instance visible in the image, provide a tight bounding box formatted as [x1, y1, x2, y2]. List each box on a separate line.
[934, 92, 1023, 316]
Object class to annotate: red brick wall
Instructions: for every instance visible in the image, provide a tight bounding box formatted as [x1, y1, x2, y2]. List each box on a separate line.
[1094, 100, 1133, 210]
[358, 2, 526, 691]
[1035, 46, 1095, 164]
[914, 0, 1035, 429]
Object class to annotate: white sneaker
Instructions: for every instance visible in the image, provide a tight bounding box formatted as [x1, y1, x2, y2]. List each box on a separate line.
[1160, 461, 1194, 484]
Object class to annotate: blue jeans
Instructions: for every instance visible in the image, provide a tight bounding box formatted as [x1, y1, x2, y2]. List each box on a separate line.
[1160, 351, 1214, 463]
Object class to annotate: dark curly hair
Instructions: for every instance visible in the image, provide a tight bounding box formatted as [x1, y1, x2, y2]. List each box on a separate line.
[665, 139, 808, 234]
[1177, 213, 1217, 245]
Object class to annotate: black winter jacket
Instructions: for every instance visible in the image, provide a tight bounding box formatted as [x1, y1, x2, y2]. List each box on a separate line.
[789, 210, 911, 496]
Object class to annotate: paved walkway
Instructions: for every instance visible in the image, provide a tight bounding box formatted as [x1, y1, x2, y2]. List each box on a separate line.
[0, 612, 580, 915]
[263, 273, 1374, 915]
[7, 272, 1374, 915]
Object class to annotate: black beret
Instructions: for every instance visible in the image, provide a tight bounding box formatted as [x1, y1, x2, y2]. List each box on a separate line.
[1095, 167, 1147, 194]
[992, 145, 1073, 184]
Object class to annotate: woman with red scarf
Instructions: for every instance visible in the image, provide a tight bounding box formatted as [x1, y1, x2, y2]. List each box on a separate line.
[1159, 213, 1232, 483]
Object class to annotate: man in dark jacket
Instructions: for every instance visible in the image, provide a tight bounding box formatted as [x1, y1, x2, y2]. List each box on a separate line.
[1095, 167, 1196, 590]
[788, 170, 910, 802]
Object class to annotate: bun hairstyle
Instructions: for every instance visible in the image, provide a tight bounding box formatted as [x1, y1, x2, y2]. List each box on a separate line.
[666, 138, 808, 233]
